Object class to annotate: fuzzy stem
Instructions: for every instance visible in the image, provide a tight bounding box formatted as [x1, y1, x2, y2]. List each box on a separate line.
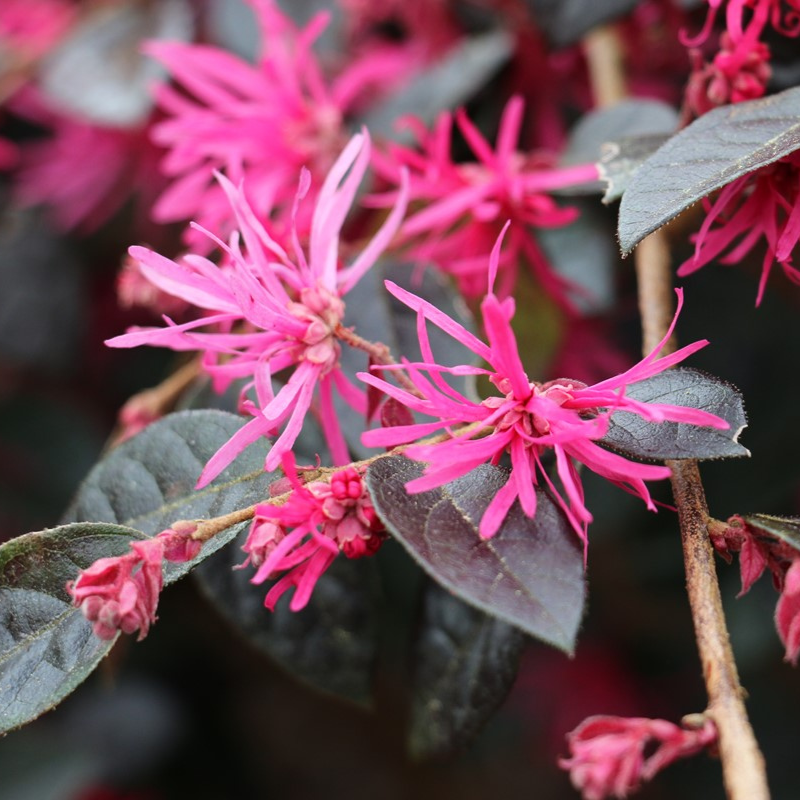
[636, 237, 770, 800]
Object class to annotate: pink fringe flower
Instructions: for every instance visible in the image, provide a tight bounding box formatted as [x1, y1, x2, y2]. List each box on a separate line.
[242, 454, 385, 611]
[776, 559, 800, 665]
[371, 96, 598, 304]
[67, 526, 201, 641]
[147, 0, 418, 249]
[559, 714, 717, 800]
[107, 131, 408, 485]
[678, 151, 800, 306]
[359, 229, 730, 547]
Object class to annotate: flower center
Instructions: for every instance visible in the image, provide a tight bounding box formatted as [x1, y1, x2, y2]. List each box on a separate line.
[286, 283, 344, 373]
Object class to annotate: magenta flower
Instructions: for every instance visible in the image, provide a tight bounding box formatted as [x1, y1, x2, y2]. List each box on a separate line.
[0, 0, 75, 63]
[371, 96, 598, 303]
[678, 152, 800, 305]
[147, 0, 419, 249]
[107, 131, 408, 485]
[67, 526, 201, 641]
[359, 231, 729, 547]
[776, 559, 800, 665]
[559, 714, 717, 800]
[243, 454, 386, 611]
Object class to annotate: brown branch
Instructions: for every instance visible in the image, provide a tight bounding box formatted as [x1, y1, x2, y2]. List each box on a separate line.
[585, 26, 771, 800]
[635, 239, 769, 800]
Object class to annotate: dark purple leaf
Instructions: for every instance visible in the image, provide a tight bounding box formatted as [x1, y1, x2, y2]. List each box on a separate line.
[195, 529, 380, 706]
[0, 522, 147, 734]
[366, 456, 585, 653]
[618, 86, 800, 254]
[742, 514, 800, 554]
[524, 0, 640, 47]
[358, 30, 512, 140]
[598, 133, 672, 204]
[409, 582, 526, 759]
[600, 367, 749, 461]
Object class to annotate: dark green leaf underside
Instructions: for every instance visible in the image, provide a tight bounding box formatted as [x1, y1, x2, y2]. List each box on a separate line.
[742, 514, 800, 552]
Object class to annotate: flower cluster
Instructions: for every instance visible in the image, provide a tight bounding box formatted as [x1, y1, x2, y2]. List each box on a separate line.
[66, 525, 201, 641]
[108, 131, 407, 484]
[559, 714, 717, 800]
[361, 231, 729, 549]
[242, 455, 385, 611]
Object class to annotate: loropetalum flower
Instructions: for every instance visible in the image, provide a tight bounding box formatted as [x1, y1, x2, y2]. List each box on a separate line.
[147, 0, 419, 249]
[242, 454, 385, 611]
[559, 714, 717, 800]
[359, 230, 730, 548]
[67, 525, 201, 641]
[371, 96, 598, 304]
[678, 151, 800, 306]
[107, 131, 408, 485]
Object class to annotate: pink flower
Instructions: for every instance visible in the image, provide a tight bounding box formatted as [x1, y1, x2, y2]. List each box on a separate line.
[678, 152, 800, 306]
[559, 714, 717, 800]
[67, 527, 201, 641]
[243, 454, 385, 611]
[107, 131, 408, 485]
[10, 89, 163, 233]
[147, 0, 418, 249]
[0, 0, 75, 62]
[359, 230, 729, 547]
[776, 559, 800, 665]
[371, 97, 598, 303]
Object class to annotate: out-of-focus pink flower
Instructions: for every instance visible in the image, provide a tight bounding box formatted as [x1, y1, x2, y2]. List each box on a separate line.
[243, 454, 385, 611]
[107, 131, 407, 485]
[147, 0, 417, 249]
[67, 526, 200, 641]
[776, 559, 800, 664]
[678, 152, 800, 306]
[372, 96, 598, 304]
[360, 231, 729, 548]
[0, 0, 75, 62]
[117, 253, 191, 317]
[559, 714, 717, 800]
[10, 89, 164, 233]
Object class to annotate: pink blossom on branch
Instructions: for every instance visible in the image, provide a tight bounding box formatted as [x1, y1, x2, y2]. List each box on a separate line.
[242, 454, 386, 611]
[371, 96, 598, 305]
[359, 231, 729, 548]
[559, 714, 717, 800]
[107, 131, 408, 485]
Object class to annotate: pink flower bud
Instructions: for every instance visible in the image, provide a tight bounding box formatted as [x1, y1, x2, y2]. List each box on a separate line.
[559, 714, 716, 800]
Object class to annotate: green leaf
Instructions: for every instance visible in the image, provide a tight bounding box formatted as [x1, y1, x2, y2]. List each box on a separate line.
[366, 456, 585, 653]
[409, 582, 526, 759]
[195, 528, 380, 706]
[62, 409, 277, 579]
[0, 522, 146, 734]
[618, 86, 800, 254]
[742, 514, 800, 553]
[600, 367, 749, 461]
